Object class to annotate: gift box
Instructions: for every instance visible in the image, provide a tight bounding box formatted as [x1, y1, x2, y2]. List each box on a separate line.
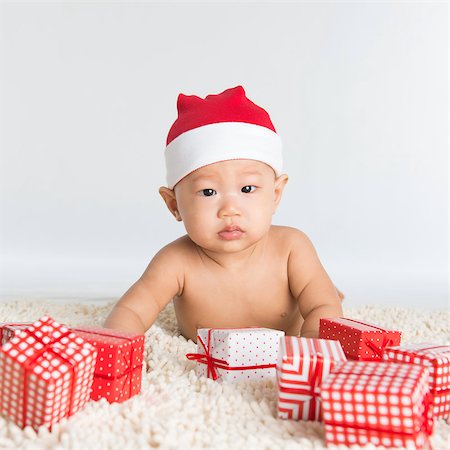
[319, 317, 401, 361]
[276, 337, 347, 421]
[0, 322, 32, 345]
[186, 327, 284, 382]
[0, 316, 97, 430]
[71, 327, 145, 403]
[384, 343, 450, 419]
[321, 361, 433, 448]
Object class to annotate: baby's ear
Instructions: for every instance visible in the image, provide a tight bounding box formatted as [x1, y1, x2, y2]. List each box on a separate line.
[273, 174, 288, 212]
[159, 187, 182, 221]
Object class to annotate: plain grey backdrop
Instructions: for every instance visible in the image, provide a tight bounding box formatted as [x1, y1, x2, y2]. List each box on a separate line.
[0, 1, 448, 308]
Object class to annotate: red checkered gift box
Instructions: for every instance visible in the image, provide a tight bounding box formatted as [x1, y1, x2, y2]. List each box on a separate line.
[0, 316, 97, 430]
[321, 361, 433, 449]
[0, 322, 32, 345]
[276, 337, 347, 421]
[432, 389, 450, 419]
[383, 343, 450, 419]
[71, 327, 145, 403]
[319, 317, 401, 361]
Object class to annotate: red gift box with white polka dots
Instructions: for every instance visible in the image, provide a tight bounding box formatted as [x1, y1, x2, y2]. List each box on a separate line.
[0, 316, 97, 430]
[187, 327, 284, 382]
[71, 327, 145, 403]
[319, 317, 401, 361]
[383, 343, 450, 419]
[321, 361, 433, 448]
[276, 337, 347, 421]
[0, 322, 32, 345]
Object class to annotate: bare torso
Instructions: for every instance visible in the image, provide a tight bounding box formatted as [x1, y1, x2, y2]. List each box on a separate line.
[172, 227, 304, 341]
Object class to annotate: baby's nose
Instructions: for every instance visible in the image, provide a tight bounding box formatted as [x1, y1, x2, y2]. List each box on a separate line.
[217, 194, 241, 217]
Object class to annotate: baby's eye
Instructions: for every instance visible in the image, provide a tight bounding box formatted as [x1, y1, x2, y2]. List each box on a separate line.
[241, 185, 256, 194]
[199, 188, 217, 197]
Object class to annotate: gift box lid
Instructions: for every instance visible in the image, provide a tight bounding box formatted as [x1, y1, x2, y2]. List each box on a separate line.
[321, 361, 432, 435]
[384, 343, 450, 392]
[0, 322, 32, 344]
[321, 318, 399, 333]
[279, 336, 346, 369]
[0, 322, 31, 328]
[72, 327, 145, 379]
[0, 316, 97, 381]
[277, 337, 346, 388]
[320, 318, 402, 360]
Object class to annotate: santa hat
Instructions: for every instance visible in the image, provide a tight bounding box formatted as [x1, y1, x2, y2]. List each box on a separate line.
[164, 85, 283, 189]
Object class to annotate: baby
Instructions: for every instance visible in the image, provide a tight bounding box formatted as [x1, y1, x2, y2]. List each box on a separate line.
[104, 85, 343, 340]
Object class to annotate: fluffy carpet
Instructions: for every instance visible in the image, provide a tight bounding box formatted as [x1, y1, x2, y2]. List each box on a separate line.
[0, 299, 448, 450]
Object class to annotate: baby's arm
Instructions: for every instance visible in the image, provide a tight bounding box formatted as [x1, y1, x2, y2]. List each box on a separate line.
[287, 230, 343, 338]
[103, 243, 184, 334]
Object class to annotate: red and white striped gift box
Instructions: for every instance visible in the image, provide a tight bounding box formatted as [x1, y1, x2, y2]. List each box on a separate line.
[0, 322, 32, 345]
[186, 327, 284, 382]
[383, 343, 450, 419]
[276, 337, 346, 421]
[319, 317, 401, 361]
[321, 361, 433, 449]
[0, 316, 97, 430]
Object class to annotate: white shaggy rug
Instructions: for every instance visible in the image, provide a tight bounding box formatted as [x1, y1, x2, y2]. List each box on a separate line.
[0, 299, 449, 450]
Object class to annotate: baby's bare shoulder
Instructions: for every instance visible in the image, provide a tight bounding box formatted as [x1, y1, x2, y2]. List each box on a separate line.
[156, 234, 197, 261]
[270, 225, 313, 250]
[141, 235, 196, 287]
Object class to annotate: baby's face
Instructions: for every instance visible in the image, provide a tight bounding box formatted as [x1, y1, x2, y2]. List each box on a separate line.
[172, 159, 287, 254]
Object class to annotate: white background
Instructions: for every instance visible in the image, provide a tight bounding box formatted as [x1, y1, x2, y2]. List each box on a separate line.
[0, 1, 448, 308]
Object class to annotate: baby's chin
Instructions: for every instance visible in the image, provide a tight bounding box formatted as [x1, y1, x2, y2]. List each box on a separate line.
[190, 234, 267, 255]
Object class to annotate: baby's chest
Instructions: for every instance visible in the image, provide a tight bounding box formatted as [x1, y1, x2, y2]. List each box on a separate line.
[182, 265, 294, 311]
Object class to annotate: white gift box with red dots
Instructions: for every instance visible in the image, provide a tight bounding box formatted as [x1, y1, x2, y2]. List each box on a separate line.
[319, 317, 401, 361]
[383, 343, 450, 419]
[276, 337, 347, 421]
[71, 327, 145, 403]
[0, 322, 32, 345]
[188, 327, 284, 382]
[0, 316, 97, 430]
[321, 361, 434, 449]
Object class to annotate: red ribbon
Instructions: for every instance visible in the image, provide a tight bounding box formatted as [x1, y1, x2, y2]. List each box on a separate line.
[337, 318, 398, 360]
[21, 327, 78, 429]
[186, 328, 276, 381]
[280, 352, 325, 420]
[364, 337, 394, 360]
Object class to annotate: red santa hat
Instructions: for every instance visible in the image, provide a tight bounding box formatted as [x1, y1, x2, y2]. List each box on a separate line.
[164, 85, 283, 188]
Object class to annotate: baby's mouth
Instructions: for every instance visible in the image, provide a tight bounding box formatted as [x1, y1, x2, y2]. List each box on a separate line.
[218, 225, 245, 240]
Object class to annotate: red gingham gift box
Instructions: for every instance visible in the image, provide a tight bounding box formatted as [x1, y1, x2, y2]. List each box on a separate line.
[186, 327, 284, 382]
[321, 361, 433, 449]
[276, 337, 347, 421]
[0, 316, 97, 430]
[383, 343, 450, 419]
[72, 327, 145, 403]
[0, 322, 32, 345]
[431, 389, 450, 419]
[319, 317, 401, 361]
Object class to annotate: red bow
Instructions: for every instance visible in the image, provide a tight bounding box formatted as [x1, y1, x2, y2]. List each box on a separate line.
[365, 337, 394, 359]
